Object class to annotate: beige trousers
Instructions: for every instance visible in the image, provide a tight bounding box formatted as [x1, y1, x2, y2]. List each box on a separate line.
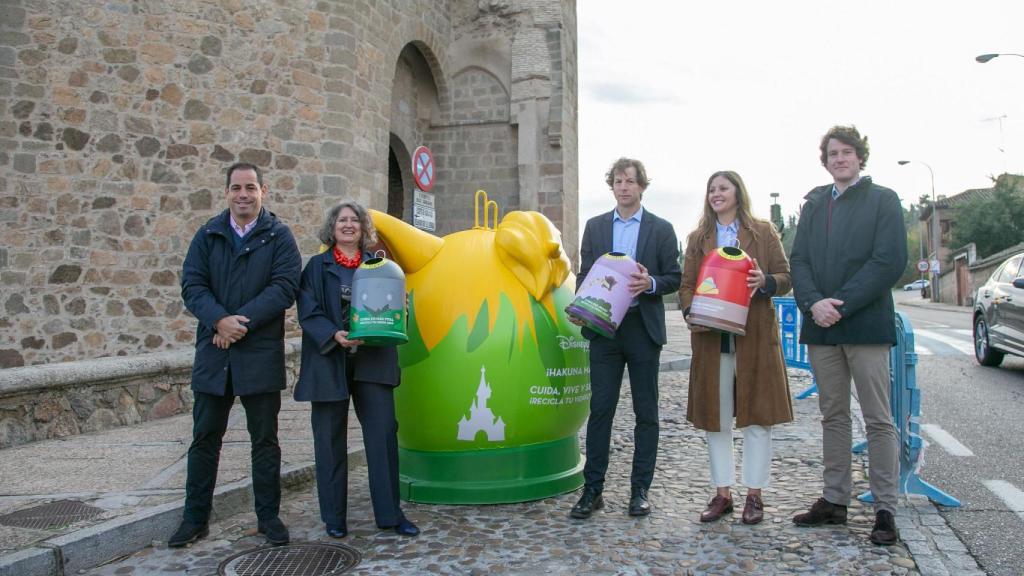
[808, 344, 899, 514]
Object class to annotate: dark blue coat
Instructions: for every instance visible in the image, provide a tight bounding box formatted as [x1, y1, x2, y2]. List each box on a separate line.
[181, 208, 301, 396]
[294, 251, 400, 402]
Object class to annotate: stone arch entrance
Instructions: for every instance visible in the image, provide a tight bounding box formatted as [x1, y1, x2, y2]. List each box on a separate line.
[389, 42, 441, 227]
[388, 134, 412, 221]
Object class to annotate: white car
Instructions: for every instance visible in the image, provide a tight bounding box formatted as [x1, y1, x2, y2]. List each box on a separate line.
[903, 279, 930, 291]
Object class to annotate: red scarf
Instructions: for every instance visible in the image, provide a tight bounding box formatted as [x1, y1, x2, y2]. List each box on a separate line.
[332, 247, 362, 268]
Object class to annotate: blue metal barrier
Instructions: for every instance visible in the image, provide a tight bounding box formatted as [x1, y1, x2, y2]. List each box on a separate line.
[772, 299, 959, 506]
[773, 297, 817, 398]
[857, 312, 960, 507]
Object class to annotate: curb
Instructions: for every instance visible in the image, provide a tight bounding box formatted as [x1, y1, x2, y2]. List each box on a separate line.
[0, 449, 365, 576]
[659, 357, 690, 372]
[896, 299, 971, 314]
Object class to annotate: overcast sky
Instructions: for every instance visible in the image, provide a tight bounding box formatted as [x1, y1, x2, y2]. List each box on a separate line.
[577, 1, 1024, 237]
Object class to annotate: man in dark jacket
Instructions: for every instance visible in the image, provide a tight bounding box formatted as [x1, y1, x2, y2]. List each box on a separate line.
[568, 158, 682, 520]
[790, 126, 907, 546]
[170, 162, 301, 548]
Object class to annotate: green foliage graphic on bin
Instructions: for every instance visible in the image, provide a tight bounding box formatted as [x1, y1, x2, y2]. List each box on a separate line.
[370, 193, 590, 504]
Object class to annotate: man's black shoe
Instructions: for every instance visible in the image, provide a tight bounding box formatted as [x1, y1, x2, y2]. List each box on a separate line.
[628, 487, 651, 516]
[258, 517, 290, 545]
[168, 521, 208, 548]
[793, 497, 848, 526]
[570, 488, 604, 519]
[870, 510, 900, 546]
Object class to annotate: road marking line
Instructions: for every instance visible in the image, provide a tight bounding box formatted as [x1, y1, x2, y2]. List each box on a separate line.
[916, 345, 934, 356]
[914, 328, 975, 356]
[951, 329, 973, 337]
[921, 424, 975, 457]
[983, 480, 1024, 523]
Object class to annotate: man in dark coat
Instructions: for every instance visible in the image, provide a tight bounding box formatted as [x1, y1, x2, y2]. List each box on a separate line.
[568, 157, 681, 519]
[790, 126, 907, 546]
[170, 162, 301, 548]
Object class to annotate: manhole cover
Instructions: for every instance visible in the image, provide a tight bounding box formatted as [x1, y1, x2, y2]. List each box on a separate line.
[218, 542, 361, 576]
[0, 500, 104, 530]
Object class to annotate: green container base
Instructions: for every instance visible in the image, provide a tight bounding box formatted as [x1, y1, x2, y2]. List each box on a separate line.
[345, 330, 409, 346]
[399, 436, 584, 504]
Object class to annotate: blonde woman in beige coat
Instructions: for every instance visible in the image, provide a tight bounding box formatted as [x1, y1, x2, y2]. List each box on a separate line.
[679, 171, 793, 525]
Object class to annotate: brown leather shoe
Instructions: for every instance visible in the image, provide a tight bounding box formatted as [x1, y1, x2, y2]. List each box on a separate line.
[699, 494, 733, 523]
[741, 494, 764, 525]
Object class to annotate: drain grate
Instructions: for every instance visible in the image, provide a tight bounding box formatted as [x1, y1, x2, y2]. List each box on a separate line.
[218, 542, 361, 576]
[0, 500, 104, 530]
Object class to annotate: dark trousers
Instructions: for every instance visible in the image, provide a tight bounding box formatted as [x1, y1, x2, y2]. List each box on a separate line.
[311, 377, 403, 529]
[183, 380, 282, 524]
[583, 309, 662, 492]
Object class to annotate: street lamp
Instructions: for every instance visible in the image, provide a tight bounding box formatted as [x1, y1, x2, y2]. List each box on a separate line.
[898, 160, 940, 302]
[975, 53, 1024, 63]
[769, 192, 783, 232]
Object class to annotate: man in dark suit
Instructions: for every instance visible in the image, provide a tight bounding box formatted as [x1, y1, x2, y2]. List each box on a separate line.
[171, 163, 301, 548]
[569, 157, 682, 519]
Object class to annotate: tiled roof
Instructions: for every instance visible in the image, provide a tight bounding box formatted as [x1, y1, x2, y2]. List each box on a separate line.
[918, 173, 1023, 220]
[919, 188, 994, 220]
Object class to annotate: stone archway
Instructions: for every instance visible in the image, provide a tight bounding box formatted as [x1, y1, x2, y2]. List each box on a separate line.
[388, 134, 412, 221]
[389, 42, 441, 228]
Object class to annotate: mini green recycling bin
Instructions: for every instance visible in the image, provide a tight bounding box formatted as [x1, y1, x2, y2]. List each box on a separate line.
[347, 257, 409, 346]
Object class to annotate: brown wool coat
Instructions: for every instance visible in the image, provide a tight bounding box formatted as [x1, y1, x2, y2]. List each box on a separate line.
[679, 219, 794, 432]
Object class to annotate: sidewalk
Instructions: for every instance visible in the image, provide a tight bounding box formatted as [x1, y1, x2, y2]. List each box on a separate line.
[895, 294, 973, 315]
[0, 394, 365, 576]
[0, 314, 981, 575]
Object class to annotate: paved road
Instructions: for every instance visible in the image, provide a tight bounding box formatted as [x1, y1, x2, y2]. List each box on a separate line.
[895, 291, 1024, 576]
[892, 291, 977, 357]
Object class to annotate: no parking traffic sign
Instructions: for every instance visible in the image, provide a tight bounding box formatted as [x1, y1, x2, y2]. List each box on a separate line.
[412, 146, 435, 192]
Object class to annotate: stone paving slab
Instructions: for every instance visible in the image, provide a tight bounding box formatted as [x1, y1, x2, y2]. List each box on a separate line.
[80, 370, 983, 576]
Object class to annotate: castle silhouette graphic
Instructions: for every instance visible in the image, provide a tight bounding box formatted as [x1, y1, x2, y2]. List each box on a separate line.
[457, 366, 506, 442]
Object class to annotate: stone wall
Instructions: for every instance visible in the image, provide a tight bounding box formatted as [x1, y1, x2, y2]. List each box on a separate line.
[428, 67, 517, 235]
[0, 338, 301, 449]
[0, 0, 578, 369]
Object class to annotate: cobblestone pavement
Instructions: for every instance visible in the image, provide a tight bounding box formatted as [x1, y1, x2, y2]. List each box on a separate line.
[83, 370, 982, 576]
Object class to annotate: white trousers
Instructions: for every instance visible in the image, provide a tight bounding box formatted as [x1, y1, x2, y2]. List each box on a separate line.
[707, 352, 773, 489]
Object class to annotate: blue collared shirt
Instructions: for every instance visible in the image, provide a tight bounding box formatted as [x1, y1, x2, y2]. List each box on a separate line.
[831, 176, 861, 199]
[715, 220, 739, 249]
[612, 206, 656, 296]
[715, 219, 774, 298]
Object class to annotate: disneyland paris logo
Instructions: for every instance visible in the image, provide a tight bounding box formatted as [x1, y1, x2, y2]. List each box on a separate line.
[556, 335, 589, 351]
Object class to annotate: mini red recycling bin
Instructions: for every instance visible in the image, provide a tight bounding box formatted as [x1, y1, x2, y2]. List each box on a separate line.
[688, 246, 755, 335]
